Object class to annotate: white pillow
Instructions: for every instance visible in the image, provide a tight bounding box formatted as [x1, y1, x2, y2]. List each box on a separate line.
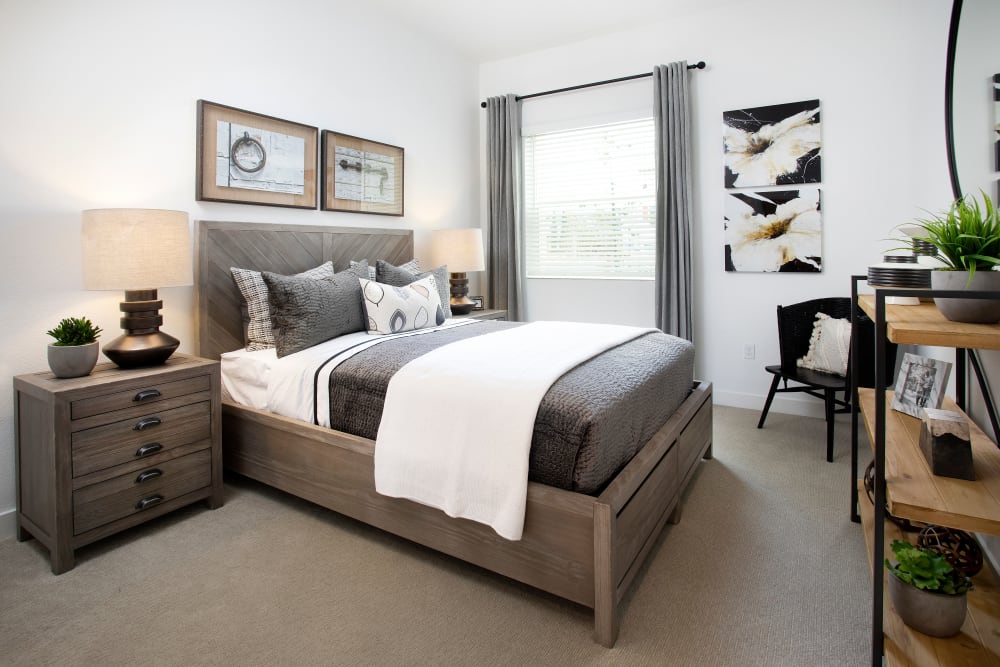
[360, 275, 446, 334]
[797, 312, 850, 376]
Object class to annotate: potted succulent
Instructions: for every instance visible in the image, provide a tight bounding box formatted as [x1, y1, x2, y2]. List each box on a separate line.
[884, 538, 972, 638]
[906, 191, 1000, 323]
[46, 317, 103, 378]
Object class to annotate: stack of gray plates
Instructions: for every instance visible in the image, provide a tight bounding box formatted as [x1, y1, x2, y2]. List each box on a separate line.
[868, 255, 931, 288]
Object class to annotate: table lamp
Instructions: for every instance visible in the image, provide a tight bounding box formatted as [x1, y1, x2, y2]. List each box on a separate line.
[432, 228, 485, 315]
[81, 208, 193, 368]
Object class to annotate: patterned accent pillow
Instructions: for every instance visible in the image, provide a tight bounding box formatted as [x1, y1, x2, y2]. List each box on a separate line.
[230, 261, 340, 351]
[360, 275, 446, 334]
[262, 263, 370, 358]
[797, 312, 850, 376]
[376, 259, 451, 317]
[351, 258, 419, 282]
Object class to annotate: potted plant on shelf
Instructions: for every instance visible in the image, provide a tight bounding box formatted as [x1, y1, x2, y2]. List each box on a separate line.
[884, 538, 972, 638]
[46, 316, 103, 378]
[906, 190, 1000, 323]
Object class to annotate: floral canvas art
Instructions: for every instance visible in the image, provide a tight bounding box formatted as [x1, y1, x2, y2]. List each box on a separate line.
[724, 189, 822, 272]
[723, 100, 821, 188]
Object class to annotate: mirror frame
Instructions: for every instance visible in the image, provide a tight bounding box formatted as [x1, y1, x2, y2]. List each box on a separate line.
[944, 0, 963, 201]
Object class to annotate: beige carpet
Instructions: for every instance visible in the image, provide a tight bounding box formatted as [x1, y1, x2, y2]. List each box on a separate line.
[0, 406, 870, 666]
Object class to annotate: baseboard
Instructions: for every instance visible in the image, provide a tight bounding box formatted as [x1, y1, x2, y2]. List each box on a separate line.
[0, 507, 15, 542]
[713, 389, 829, 420]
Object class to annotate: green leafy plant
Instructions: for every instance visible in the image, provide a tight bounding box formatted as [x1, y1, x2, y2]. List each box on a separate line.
[46, 317, 103, 346]
[904, 191, 1000, 278]
[884, 539, 972, 595]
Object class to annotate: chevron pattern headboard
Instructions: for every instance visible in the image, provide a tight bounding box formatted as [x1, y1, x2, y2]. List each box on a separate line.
[194, 220, 414, 360]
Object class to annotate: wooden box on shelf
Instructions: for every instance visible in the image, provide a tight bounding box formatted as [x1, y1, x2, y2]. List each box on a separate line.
[919, 407, 974, 481]
[13, 354, 223, 574]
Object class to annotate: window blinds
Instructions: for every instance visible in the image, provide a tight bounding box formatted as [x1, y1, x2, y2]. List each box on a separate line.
[523, 118, 656, 279]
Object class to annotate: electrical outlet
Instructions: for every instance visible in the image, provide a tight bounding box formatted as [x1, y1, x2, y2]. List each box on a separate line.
[743, 343, 755, 360]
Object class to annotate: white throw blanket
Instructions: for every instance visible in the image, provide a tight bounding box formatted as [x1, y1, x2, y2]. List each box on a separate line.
[374, 320, 655, 540]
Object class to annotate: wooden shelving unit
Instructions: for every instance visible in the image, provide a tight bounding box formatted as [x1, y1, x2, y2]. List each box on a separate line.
[853, 290, 1000, 666]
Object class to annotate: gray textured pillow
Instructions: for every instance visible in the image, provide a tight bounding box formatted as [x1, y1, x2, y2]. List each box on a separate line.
[231, 261, 335, 351]
[376, 260, 451, 317]
[351, 258, 419, 281]
[262, 263, 369, 358]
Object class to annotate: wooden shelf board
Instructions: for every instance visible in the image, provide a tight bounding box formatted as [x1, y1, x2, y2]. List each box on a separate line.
[857, 295, 1000, 350]
[857, 481, 1000, 666]
[859, 388, 1000, 536]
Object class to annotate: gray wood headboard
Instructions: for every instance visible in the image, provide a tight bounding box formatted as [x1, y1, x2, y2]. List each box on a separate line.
[194, 220, 414, 360]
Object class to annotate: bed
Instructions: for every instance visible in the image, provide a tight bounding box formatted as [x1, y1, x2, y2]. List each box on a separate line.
[193, 220, 713, 647]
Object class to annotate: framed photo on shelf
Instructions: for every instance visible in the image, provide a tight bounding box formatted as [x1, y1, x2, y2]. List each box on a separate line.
[321, 131, 403, 216]
[471, 296, 484, 311]
[196, 100, 318, 209]
[891, 353, 953, 418]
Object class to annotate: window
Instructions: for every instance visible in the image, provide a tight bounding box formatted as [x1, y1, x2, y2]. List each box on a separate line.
[523, 118, 656, 279]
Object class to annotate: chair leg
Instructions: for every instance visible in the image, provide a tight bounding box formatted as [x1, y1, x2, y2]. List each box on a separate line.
[758, 374, 781, 429]
[825, 389, 835, 463]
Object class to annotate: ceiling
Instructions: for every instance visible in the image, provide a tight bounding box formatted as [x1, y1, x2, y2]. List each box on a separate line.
[364, 0, 730, 63]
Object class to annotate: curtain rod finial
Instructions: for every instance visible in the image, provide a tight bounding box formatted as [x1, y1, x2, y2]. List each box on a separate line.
[480, 101, 487, 108]
[691, 61, 706, 69]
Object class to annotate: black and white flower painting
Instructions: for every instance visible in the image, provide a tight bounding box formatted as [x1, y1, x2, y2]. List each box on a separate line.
[724, 189, 822, 272]
[723, 100, 821, 188]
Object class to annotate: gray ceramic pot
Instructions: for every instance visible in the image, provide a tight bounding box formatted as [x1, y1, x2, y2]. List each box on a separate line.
[47, 341, 99, 378]
[931, 270, 1000, 323]
[887, 572, 967, 638]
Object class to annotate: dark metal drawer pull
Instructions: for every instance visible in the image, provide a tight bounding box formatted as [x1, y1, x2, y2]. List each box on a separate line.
[135, 495, 164, 511]
[133, 389, 162, 402]
[135, 469, 162, 484]
[135, 443, 162, 458]
[134, 416, 162, 431]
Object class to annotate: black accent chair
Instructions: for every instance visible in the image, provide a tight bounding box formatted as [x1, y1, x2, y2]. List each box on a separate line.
[757, 297, 895, 462]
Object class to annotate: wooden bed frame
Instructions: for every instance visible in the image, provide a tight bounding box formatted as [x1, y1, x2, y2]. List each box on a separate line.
[194, 220, 713, 647]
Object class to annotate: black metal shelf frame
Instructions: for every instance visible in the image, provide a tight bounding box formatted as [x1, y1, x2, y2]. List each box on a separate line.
[849, 278, 1000, 666]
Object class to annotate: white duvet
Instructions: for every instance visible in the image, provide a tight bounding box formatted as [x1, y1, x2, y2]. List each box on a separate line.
[374, 320, 654, 541]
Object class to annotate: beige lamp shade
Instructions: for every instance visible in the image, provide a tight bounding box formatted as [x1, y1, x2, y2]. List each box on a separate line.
[82, 209, 193, 290]
[431, 228, 485, 273]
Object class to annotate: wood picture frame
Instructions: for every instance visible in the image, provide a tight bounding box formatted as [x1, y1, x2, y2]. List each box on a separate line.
[196, 100, 318, 209]
[321, 131, 404, 216]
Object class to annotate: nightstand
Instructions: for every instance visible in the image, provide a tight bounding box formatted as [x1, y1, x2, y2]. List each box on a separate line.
[455, 309, 508, 321]
[13, 353, 223, 574]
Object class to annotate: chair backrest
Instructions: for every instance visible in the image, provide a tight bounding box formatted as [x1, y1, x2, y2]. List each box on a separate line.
[775, 296, 896, 387]
[776, 297, 852, 374]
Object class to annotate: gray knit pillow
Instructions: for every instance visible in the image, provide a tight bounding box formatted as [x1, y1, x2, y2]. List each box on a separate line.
[376, 260, 451, 317]
[351, 258, 419, 281]
[230, 261, 337, 351]
[262, 263, 370, 358]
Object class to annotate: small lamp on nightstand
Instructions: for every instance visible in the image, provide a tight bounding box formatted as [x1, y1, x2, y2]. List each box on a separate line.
[81, 208, 193, 368]
[431, 228, 486, 315]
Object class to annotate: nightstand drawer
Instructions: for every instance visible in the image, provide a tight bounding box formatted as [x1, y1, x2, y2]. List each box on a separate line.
[73, 449, 212, 535]
[71, 375, 211, 420]
[71, 401, 211, 477]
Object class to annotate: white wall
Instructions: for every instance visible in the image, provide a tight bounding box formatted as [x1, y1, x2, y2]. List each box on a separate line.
[479, 0, 955, 413]
[0, 0, 478, 537]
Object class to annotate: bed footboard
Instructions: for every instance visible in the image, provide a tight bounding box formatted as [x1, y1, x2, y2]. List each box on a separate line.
[593, 381, 713, 647]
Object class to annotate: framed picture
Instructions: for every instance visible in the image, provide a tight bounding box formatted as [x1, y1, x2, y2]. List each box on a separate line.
[723, 99, 821, 189]
[322, 131, 403, 216]
[196, 100, 318, 209]
[471, 296, 484, 311]
[891, 353, 953, 419]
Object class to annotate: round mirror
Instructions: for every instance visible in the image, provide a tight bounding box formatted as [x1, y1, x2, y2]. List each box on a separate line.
[947, 0, 1000, 201]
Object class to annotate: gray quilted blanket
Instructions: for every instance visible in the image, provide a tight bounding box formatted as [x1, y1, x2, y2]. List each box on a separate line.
[328, 321, 694, 494]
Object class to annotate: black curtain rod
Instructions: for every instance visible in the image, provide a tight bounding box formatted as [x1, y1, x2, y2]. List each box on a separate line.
[479, 61, 705, 108]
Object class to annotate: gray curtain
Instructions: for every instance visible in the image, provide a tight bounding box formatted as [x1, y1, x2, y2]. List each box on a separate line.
[486, 94, 524, 321]
[653, 62, 694, 341]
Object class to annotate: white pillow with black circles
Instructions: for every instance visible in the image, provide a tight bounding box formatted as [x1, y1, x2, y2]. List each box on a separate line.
[360, 275, 446, 334]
